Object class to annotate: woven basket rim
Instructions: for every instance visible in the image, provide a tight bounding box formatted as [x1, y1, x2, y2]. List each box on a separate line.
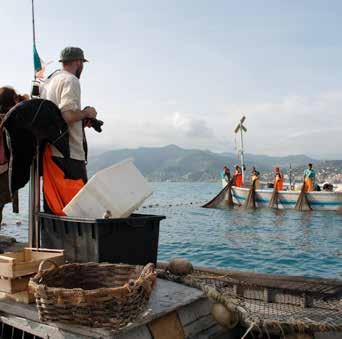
[29, 261, 156, 296]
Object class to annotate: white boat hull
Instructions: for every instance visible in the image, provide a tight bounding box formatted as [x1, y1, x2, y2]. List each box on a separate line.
[231, 186, 342, 211]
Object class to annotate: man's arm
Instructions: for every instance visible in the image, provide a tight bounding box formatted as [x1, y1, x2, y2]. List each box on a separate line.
[62, 106, 97, 124]
[59, 77, 97, 124]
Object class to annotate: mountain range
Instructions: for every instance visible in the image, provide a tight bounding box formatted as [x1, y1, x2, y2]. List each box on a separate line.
[88, 145, 318, 182]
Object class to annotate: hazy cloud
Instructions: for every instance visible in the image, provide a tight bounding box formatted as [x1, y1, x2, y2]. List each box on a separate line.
[221, 90, 342, 157]
[86, 89, 342, 158]
[172, 112, 213, 138]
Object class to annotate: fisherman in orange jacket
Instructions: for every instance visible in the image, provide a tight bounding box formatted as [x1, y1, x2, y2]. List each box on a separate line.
[274, 167, 284, 191]
[233, 165, 243, 187]
[303, 163, 315, 192]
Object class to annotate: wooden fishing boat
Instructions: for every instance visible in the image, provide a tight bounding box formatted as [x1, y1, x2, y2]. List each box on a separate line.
[0, 262, 340, 338]
[207, 182, 342, 211]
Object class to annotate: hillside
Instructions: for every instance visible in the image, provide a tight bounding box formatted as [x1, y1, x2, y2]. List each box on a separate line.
[288, 160, 342, 183]
[87, 145, 319, 182]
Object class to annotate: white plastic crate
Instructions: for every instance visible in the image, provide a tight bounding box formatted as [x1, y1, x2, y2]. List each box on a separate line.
[63, 159, 153, 218]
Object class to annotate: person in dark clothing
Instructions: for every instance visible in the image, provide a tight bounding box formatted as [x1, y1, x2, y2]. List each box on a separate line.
[221, 165, 231, 183]
[0, 87, 28, 224]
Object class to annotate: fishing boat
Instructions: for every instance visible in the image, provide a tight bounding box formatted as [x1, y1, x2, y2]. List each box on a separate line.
[205, 116, 342, 211]
[227, 184, 342, 211]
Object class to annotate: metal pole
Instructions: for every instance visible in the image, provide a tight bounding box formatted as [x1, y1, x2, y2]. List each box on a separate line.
[28, 145, 40, 248]
[34, 144, 40, 248]
[28, 165, 35, 247]
[29, 0, 40, 248]
[32, 1, 36, 43]
[240, 123, 245, 185]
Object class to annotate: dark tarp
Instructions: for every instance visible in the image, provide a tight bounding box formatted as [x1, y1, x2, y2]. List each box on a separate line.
[1, 99, 69, 194]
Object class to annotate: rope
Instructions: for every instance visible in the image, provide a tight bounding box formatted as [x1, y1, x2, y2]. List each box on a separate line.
[139, 200, 208, 209]
[28, 99, 45, 128]
[241, 322, 255, 339]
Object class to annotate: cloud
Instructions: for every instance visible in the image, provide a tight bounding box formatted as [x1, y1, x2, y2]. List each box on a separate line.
[87, 110, 226, 152]
[221, 90, 342, 157]
[86, 90, 342, 158]
[172, 112, 213, 138]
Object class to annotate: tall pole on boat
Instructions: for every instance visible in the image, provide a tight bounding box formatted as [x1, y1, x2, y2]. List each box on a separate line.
[32, 0, 36, 72]
[239, 122, 245, 183]
[234, 116, 247, 184]
[29, 0, 40, 248]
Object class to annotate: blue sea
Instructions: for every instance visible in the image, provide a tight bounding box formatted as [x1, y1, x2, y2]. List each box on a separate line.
[1, 182, 341, 279]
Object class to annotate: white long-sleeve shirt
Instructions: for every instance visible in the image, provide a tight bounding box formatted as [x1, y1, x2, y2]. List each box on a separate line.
[40, 70, 85, 161]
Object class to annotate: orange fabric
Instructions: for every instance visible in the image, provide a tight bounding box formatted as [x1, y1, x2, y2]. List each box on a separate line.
[304, 178, 314, 192]
[43, 145, 84, 215]
[234, 173, 243, 187]
[274, 178, 284, 191]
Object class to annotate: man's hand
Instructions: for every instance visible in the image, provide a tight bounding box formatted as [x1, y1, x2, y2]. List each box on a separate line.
[83, 106, 97, 119]
[62, 107, 97, 124]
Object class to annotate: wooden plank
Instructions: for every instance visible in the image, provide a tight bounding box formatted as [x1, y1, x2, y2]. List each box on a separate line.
[177, 298, 212, 327]
[30, 250, 64, 261]
[25, 247, 65, 253]
[0, 276, 30, 293]
[182, 314, 217, 338]
[0, 249, 64, 278]
[148, 311, 185, 339]
[0, 290, 35, 304]
[158, 262, 342, 287]
[13, 254, 64, 278]
[158, 263, 342, 298]
[0, 252, 22, 260]
[120, 278, 204, 334]
[193, 265, 342, 287]
[114, 326, 152, 339]
[194, 324, 238, 339]
[0, 314, 83, 339]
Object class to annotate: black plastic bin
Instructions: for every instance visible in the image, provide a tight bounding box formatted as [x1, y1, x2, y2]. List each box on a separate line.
[40, 213, 165, 265]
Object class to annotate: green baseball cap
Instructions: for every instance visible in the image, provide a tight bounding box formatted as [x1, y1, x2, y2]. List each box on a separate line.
[59, 47, 88, 62]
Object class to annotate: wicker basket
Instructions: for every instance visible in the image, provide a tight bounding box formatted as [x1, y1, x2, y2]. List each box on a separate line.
[29, 260, 156, 329]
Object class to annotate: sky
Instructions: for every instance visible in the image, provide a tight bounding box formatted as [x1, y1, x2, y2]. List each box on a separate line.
[1, 1, 342, 158]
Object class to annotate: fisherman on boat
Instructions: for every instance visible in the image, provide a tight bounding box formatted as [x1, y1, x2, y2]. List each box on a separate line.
[303, 163, 315, 192]
[221, 165, 231, 184]
[40, 47, 98, 215]
[274, 167, 284, 191]
[233, 165, 243, 187]
[251, 166, 260, 189]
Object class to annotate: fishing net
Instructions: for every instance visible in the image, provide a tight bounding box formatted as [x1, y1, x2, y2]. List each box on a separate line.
[158, 264, 342, 336]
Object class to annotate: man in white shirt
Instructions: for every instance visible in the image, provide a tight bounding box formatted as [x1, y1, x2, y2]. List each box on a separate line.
[40, 47, 97, 215]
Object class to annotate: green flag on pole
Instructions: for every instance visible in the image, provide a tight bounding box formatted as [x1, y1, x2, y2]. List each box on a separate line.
[33, 44, 42, 74]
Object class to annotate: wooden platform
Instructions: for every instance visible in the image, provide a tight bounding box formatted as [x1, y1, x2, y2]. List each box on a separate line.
[0, 278, 233, 339]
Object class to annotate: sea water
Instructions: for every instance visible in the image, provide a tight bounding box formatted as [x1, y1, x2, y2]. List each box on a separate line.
[1, 182, 341, 279]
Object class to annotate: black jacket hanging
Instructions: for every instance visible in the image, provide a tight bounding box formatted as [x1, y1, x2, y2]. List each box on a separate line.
[1, 99, 70, 194]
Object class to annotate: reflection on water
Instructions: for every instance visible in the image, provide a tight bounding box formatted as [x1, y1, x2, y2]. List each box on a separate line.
[0, 182, 341, 279]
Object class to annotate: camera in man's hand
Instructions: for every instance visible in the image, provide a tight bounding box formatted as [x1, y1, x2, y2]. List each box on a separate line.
[83, 118, 103, 132]
[88, 118, 103, 132]
[83, 106, 103, 132]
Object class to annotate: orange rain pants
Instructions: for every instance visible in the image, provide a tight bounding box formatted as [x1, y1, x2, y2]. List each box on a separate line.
[234, 173, 243, 187]
[274, 176, 284, 191]
[304, 178, 314, 192]
[43, 145, 85, 215]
